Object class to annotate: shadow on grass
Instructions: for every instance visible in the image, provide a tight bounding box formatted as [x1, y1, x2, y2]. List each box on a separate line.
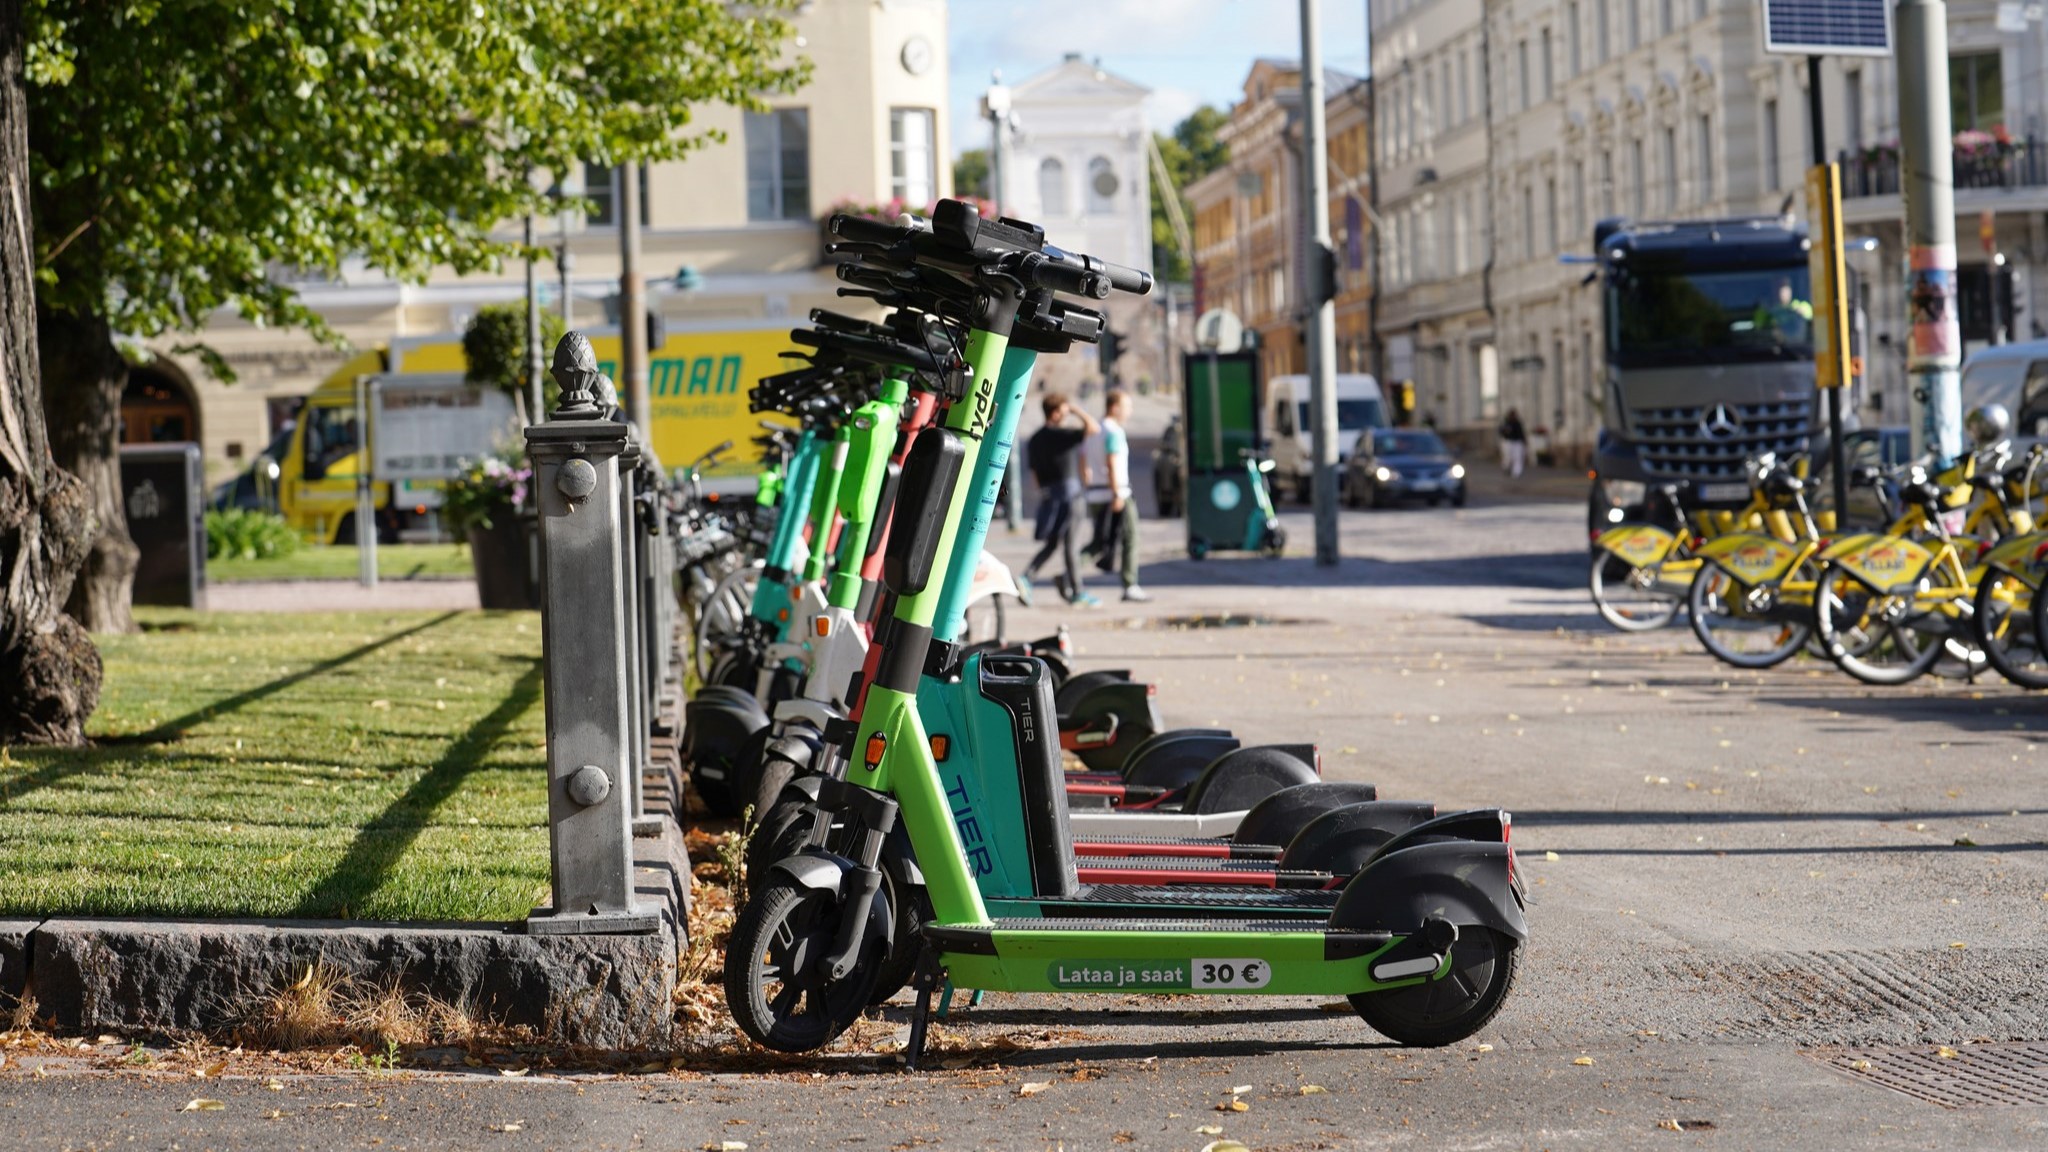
[290, 659, 544, 918]
[0, 611, 464, 812]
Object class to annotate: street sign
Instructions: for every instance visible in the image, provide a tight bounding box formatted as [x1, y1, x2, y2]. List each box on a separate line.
[1761, 0, 1893, 56]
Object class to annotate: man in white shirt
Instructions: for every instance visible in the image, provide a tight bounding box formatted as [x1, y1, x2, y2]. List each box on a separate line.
[1091, 391, 1148, 602]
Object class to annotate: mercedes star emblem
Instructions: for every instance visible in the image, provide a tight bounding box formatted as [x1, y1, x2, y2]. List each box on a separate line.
[1699, 403, 1741, 441]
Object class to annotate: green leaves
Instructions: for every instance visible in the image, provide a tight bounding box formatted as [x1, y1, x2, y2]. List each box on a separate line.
[22, 0, 811, 355]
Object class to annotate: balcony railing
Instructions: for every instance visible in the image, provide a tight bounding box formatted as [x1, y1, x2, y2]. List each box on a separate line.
[1840, 139, 2048, 198]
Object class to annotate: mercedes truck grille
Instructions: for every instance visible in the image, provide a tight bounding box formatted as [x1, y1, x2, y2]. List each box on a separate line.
[1631, 400, 1813, 479]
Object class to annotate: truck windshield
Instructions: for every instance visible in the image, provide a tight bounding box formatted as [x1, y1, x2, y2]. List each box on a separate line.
[1298, 398, 1386, 433]
[1608, 264, 1814, 368]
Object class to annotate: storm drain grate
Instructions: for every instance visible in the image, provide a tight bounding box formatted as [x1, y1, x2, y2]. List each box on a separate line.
[1822, 1043, 2048, 1107]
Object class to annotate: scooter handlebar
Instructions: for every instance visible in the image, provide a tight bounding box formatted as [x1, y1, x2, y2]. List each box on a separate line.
[1044, 245, 1153, 297]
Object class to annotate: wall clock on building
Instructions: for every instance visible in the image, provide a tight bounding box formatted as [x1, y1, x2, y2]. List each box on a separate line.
[900, 35, 934, 76]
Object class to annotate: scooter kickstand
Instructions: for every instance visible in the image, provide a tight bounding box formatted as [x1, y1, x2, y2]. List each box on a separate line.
[901, 946, 942, 1071]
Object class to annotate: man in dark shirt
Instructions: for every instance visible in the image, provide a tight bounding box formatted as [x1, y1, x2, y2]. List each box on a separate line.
[1024, 392, 1099, 605]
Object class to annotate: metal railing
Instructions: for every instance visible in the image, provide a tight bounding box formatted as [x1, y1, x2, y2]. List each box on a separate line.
[1839, 139, 2048, 198]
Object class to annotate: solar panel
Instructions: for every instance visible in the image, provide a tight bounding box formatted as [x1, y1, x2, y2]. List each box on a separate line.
[1762, 0, 1893, 56]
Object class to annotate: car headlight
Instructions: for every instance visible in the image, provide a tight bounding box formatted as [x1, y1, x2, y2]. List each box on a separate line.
[1375, 466, 1393, 482]
[1603, 478, 1647, 506]
[1449, 463, 1466, 479]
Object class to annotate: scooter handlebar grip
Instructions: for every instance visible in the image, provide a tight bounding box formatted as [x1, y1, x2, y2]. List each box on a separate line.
[828, 214, 909, 245]
[1045, 247, 1154, 296]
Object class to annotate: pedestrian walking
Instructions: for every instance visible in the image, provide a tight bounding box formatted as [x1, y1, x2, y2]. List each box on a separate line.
[1090, 390, 1148, 601]
[1024, 392, 1099, 606]
[1498, 407, 1527, 479]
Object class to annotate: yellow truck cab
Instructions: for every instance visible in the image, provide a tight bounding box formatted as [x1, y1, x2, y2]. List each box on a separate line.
[241, 321, 800, 544]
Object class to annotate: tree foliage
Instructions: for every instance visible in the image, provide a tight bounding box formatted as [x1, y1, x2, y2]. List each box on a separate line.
[462, 302, 566, 418]
[953, 148, 990, 202]
[24, 0, 813, 356]
[1150, 105, 1229, 283]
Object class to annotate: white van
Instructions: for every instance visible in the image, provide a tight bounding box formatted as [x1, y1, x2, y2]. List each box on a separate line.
[1265, 373, 1387, 502]
[1959, 339, 2048, 444]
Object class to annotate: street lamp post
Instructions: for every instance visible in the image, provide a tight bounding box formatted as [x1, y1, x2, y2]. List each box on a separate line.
[1301, 0, 1341, 566]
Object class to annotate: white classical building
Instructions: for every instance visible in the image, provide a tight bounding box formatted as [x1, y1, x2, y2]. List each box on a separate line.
[991, 53, 1165, 397]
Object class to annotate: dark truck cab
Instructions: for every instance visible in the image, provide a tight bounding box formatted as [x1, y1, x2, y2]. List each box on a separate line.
[1588, 216, 1820, 537]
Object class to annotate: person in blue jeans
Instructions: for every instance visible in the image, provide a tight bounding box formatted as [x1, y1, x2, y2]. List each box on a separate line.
[1024, 392, 1099, 606]
[1085, 390, 1148, 601]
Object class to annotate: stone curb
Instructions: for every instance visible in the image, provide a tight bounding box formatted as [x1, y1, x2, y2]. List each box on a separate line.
[10, 696, 694, 1051]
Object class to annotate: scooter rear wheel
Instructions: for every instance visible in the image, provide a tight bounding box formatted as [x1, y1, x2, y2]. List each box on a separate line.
[1349, 927, 1519, 1047]
[724, 877, 885, 1053]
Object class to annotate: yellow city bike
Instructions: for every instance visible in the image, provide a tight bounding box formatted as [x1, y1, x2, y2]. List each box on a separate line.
[1685, 455, 1832, 668]
[1811, 456, 1995, 686]
[1589, 475, 1829, 632]
[1966, 444, 2048, 687]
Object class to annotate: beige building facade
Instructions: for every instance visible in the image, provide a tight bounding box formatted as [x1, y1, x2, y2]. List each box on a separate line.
[1186, 60, 1372, 390]
[138, 0, 951, 478]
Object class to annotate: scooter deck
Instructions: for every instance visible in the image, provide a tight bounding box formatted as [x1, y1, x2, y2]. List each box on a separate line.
[925, 919, 1426, 998]
[1075, 858, 1335, 890]
[1072, 834, 1284, 861]
[993, 883, 1339, 920]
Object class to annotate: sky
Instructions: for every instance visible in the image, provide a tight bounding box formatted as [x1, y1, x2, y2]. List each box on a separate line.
[945, 0, 1370, 158]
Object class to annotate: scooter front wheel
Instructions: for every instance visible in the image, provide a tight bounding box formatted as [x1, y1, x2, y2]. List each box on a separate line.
[1349, 927, 1519, 1047]
[724, 876, 884, 1053]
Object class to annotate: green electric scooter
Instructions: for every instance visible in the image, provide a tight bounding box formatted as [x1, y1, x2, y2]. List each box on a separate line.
[722, 200, 1526, 1063]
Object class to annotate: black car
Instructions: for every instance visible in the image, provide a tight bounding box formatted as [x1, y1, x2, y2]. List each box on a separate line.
[1343, 428, 1467, 508]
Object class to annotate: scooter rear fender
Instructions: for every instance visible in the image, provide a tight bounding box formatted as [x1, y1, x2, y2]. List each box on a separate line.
[1334, 839, 1528, 943]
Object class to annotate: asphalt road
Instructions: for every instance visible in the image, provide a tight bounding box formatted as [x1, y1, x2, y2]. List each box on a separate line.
[9, 459, 2048, 1148]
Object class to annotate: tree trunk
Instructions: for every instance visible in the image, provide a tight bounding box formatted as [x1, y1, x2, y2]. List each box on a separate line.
[39, 304, 137, 634]
[0, 0, 101, 745]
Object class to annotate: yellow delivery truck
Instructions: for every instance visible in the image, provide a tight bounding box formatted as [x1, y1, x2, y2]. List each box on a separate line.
[220, 321, 799, 544]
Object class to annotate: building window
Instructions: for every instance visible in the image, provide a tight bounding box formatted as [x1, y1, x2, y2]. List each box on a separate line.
[1086, 156, 1120, 214]
[1458, 49, 1471, 124]
[1541, 28, 1554, 99]
[1545, 176, 1558, 252]
[1631, 137, 1646, 215]
[1662, 126, 1677, 211]
[1951, 52, 2002, 133]
[1763, 98, 1781, 191]
[1597, 0, 1610, 61]
[1039, 157, 1067, 216]
[580, 162, 649, 228]
[1522, 185, 1536, 260]
[1442, 61, 1454, 128]
[1573, 159, 1587, 237]
[1518, 40, 1531, 110]
[1661, 0, 1674, 35]
[1627, 0, 1640, 48]
[745, 108, 810, 222]
[890, 108, 936, 206]
[1601, 149, 1615, 216]
[1569, 1, 1583, 73]
[1696, 114, 1714, 202]
[1843, 71, 1863, 155]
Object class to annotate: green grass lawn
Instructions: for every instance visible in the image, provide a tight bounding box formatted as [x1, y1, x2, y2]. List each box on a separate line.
[0, 608, 551, 922]
[209, 543, 475, 583]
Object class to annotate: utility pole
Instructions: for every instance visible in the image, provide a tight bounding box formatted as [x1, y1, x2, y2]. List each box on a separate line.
[618, 164, 651, 440]
[1897, 0, 1962, 465]
[984, 72, 1025, 532]
[1301, 0, 1341, 566]
[524, 215, 545, 423]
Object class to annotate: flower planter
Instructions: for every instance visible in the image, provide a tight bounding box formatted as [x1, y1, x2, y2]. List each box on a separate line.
[467, 514, 538, 610]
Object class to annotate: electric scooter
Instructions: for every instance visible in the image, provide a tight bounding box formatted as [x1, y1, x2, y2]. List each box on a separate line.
[723, 201, 1525, 1061]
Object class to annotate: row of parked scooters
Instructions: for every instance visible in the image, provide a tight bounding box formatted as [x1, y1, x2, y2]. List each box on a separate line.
[671, 200, 1527, 1064]
[1589, 407, 2048, 688]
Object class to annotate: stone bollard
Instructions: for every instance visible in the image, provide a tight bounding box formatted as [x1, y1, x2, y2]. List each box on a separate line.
[524, 333, 658, 935]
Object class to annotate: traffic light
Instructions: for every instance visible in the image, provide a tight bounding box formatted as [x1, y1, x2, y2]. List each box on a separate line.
[1391, 380, 1416, 425]
[1097, 327, 1125, 378]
